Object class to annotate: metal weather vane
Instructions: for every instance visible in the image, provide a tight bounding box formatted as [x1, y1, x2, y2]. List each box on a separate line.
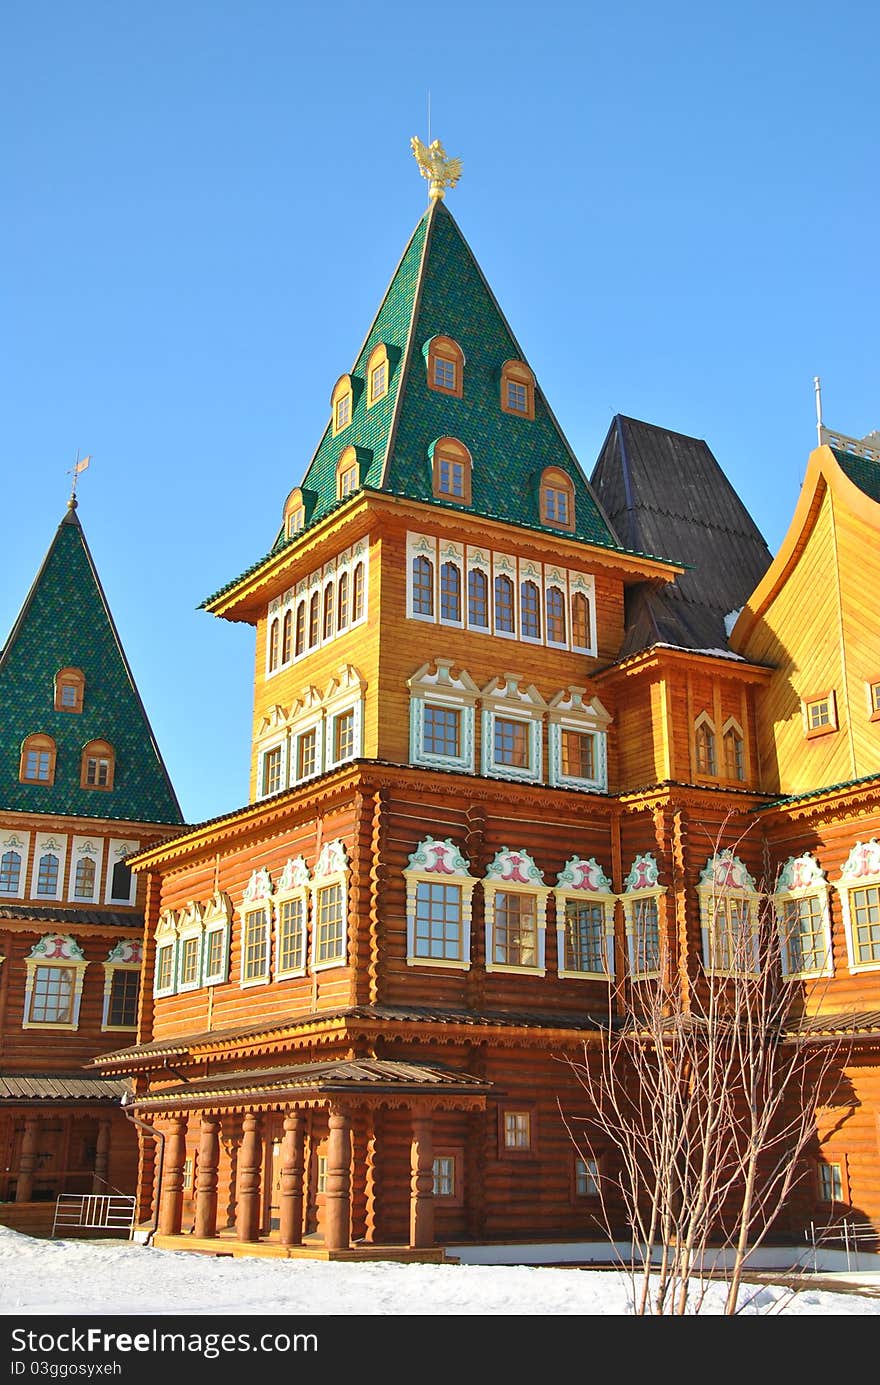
[410, 136, 462, 201]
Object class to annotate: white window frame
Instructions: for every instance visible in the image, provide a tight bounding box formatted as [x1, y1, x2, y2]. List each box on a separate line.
[483, 848, 550, 976]
[408, 659, 478, 774]
[323, 664, 366, 773]
[465, 548, 491, 632]
[407, 533, 438, 623]
[697, 851, 762, 977]
[0, 830, 29, 899]
[23, 935, 87, 1030]
[68, 835, 104, 905]
[238, 868, 274, 988]
[202, 892, 232, 985]
[836, 840, 880, 974]
[292, 709, 324, 786]
[544, 571, 569, 650]
[480, 675, 545, 784]
[518, 560, 544, 645]
[404, 837, 476, 970]
[275, 857, 310, 979]
[620, 853, 665, 981]
[310, 840, 349, 972]
[257, 734, 288, 800]
[153, 910, 178, 998]
[569, 575, 596, 655]
[553, 856, 616, 980]
[30, 832, 68, 902]
[547, 687, 610, 793]
[176, 902, 204, 993]
[438, 542, 465, 629]
[106, 839, 139, 906]
[774, 854, 833, 980]
[101, 938, 142, 1031]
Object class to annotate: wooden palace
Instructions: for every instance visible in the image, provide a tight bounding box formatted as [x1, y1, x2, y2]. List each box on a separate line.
[79, 144, 880, 1258]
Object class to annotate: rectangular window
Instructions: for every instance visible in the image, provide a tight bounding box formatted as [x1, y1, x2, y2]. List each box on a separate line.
[155, 945, 173, 993]
[438, 456, 464, 496]
[335, 394, 351, 430]
[339, 465, 357, 496]
[545, 487, 568, 524]
[493, 891, 537, 967]
[781, 895, 827, 974]
[575, 1155, 599, 1197]
[60, 684, 78, 708]
[871, 681, 880, 717]
[520, 582, 541, 639]
[316, 883, 345, 965]
[110, 860, 133, 904]
[334, 711, 355, 763]
[561, 729, 595, 780]
[182, 1158, 194, 1192]
[440, 562, 461, 621]
[316, 1154, 328, 1195]
[506, 381, 527, 414]
[848, 885, 880, 964]
[433, 1155, 456, 1197]
[297, 730, 317, 781]
[494, 575, 514, 633]
[632, 897, 660, 975]
[818, 1162, 843, 1202]
[467, 569, 488, 628]
[278, 897, 305, 973]
[804, 692, 836, 737]
[504, 1111, 531, 1150]
[564, 900, 606, 973]
[414, 880, 463, 961]
[370, 363, 386, 400]
[25, 751, 51, 782]
[107, 969, 139, 1027]
[433, 358, 456, 392]
[423, 704, 461, 758]
[36, 854, 59, 896]
[708, 897, 757, 973]
[204, 929, 225, 982]
[242, 907, 269, 982]
[262, 746, 283, 796]
[86, 757, 110, 787]
[0, 852, 22, 895]
[179, 936, 200, 987]
[494, 717, 529, 769]
[30, 966, 75, 1024]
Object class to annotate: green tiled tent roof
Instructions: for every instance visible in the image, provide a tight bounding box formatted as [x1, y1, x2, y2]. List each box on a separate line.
[0, 503, 183, 823]
[832, 446, 880, 504]
[204, 199, 623, 607]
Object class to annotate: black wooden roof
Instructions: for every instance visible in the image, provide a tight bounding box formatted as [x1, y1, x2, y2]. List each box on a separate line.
[590, 415, 774, 658]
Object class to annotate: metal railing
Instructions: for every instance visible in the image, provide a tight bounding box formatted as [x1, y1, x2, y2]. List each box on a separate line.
[51, 1193, 137, 1238]
[807, 1217, 879, 1271]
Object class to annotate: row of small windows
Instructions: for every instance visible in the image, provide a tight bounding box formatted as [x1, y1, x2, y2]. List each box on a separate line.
[256, 674, 364, 798]
[267, 561, 367, 674]
[20, 934, 142, 1031]
[0, 832, 138, 905]
[18, 734, 116, 791]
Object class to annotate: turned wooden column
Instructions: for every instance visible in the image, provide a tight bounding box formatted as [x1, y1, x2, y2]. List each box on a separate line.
[235, 1112, 263, 1243]
[92, 1117, 111, 1193]
[16, 1116, 40, 1202]
[157, 1116, 187, 1235]
[410, 1109, 435, 1249]
[279, 1110, 305, 1246]
[323, 1104, 351, 1252]
[194, 1114, 220, 1239]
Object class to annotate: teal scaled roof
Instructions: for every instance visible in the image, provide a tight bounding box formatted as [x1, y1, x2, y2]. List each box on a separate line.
[204, 199, 628, 607]
[832, 446, 880, 504]
[0, 503, 183, 824]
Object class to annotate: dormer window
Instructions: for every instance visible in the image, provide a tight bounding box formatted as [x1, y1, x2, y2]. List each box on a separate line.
[424, 335, 465, 399]
[54, 667, 85, 713]
[331, 375, 354, 436]
[540, 467, 575, 530]
[81, 739, 115, 791]
[366, 344, 390, 407]
[500, 360, 535, 420]
[20, 734, 56, 785]
[430, 437, 472, 505]
[336, 446, 360, 500]
[282, 487, 307, 540]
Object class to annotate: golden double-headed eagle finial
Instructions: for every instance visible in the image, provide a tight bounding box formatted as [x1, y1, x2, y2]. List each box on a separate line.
[410, 136, 462, 201]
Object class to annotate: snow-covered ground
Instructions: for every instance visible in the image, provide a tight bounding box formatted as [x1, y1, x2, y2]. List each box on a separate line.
[1, 1226, 879, 1317]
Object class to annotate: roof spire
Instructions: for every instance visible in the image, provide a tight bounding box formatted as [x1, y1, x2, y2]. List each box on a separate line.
[410, 135, 462, 201]
[67, 451, 91, 509]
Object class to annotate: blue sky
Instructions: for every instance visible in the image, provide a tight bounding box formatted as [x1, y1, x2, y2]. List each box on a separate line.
[3, 1, 878, 825]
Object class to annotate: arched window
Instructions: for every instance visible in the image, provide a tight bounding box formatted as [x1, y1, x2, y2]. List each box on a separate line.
[520, 580, 541, 639]
[540, 467, 575, 530]
[323, 584, 334, 641]
[331, 374, 354, 435]
[430, 436, 472, 504]
[281, 609, 293, 663]
[295, 600, 306, 657]
[412, 556, 434, 617]
[695, 715, 717, 776]
[282, 486, 306, 539]
[723, 720, 745, 781]
[366, 343, 390, 407]
[20, 734, 56, 785]
[268, 618, 280, 671]
[336, 445, 360, 499]
[0, 850, 22, 895]
[494, 574, 514, 634]
[440, 562, 462, 623]
[337, 571, 350, 631]
[352, 562, 365, 621]
[500, 360, 535, 420]
[571, 592, 591, 650]
[36, 852, 59, 896]
[546, 585, 566, 643]
[468, 568, 489, 628]
[424, 335, 465, 398]
[309, 592, 320, 648]
[74, 857, 96, 899]
[81, 739, 115, 791]
[54, 667, 85, 714]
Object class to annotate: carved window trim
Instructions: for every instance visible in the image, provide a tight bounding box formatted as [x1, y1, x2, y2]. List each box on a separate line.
[275, 857, 310, 979]
[553, 856, 616, 980]
[620, 853, 665, 981]
[310, 841, 349, 971]
[403, 837, 477, 970]
[697, 851, 762, 978]
[23, 935, 88, 1030]
[774, 853, 833, 980]
[483, 848, 549, 977]
[101, 938, 142, 1031]
[836, 840, 880, 973]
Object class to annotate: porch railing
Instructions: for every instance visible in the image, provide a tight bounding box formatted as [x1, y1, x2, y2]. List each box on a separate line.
[51, 1193, 137, 1238]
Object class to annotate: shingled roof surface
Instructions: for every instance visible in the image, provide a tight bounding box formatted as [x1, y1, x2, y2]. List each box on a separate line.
[832, 445, 880, 503]
[590, 415, 774, 657]
[0, 504, 183, 823]
[204, 199, 626, 607]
